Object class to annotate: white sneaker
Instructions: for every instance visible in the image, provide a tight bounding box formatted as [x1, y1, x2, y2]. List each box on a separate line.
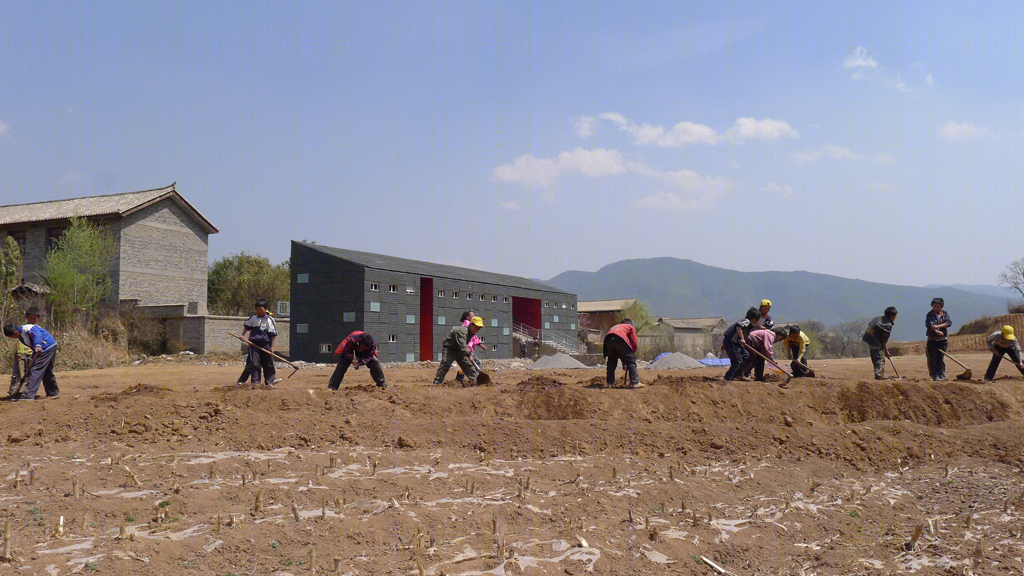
[270, 378, 283, 385]
[235, 381, 246, 387]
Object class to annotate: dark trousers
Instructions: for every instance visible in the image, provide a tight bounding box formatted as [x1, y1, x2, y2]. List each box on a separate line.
[744, 355, 767, 381]
[869, 345, 885, 377]
[723, 340, 749, 380]
[926, 339, 948, 379]
[238, 343, 276, 384]
[604, 334, 638, 386]
[329, 356, 386, 389]
[433, 348, 478, 384]
[985, 346, 1024, 380]
[21, 346, 58, 399]
[455, 354, 482, 382]
[789, 343, 810, 377]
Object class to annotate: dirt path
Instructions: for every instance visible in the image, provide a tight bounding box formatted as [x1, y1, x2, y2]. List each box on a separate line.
[0, 353, 1022, 575]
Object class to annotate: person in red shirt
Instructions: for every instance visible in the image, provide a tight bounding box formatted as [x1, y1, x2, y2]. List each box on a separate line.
[328, 331, 387, 389]
[603, 319, 644, 389]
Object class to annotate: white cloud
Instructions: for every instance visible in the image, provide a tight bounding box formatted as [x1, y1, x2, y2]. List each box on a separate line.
[597, 112, 795, 146]
[791, 144, 894, 165]
[763, 182, 796, 196]
[0, 119, 8, 137]
[492, 154, 559, 186]
[926, 74, 934, 85]
[499, 200, 521, 210]
[572, 115, 596, 138]
[895, 74, 908, 92]
[494, 147, 730, 210]
[724, 118, 798, 142]
[937, 121, 990, 142]
[843, 46, 877, 69]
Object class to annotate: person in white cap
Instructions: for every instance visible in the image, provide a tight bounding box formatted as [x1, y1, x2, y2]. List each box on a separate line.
[984, 325, 1024, 381]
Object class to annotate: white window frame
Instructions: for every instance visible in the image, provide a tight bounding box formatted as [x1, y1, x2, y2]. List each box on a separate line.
[407, 286, 415, 294]
[453, 291, 459, 299]
[370, 282, 379, 291]
[389, 284, 397, 293]
[491, 295, 497, 303]
[438, 289, 445, 297]
[388, 334, 397, 343]
[503, 296, 509, 304]
[467, 293, 472, 300]
[319, 344, 332, 353]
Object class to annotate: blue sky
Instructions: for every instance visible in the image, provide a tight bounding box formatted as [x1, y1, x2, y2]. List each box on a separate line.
[1, 1, 1021, 286]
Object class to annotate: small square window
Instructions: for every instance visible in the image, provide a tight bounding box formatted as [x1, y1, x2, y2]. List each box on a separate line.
[406, 353, 416, 362]
[479, 294, 485, 301]
[406, 315, 416, 324]
[370, 283, 379, 291]
[437, 353, 443, 362]
[369, 302, 381, 312]
[503, 297, 509, 304]
[388, 334, 397, 343]
[545, 322, 550, 329]
[453, 291, 459, 299]
[389, 284, 397, 293]
[343, 312, 356, 322]
[544, 301, 549, 307]
[467, 293, 472, 300]
[437, 316, 446, 325]
[407, 286, 415, 294]
[503, 327, 510, 336]
[553, 315, 559, 323]
[296, 323, 308, 333]
[491, 318, 498, 327]
[296, 273, 309, 283]
[570, 323, 576, 330]
[438, 290, 445, 297]
[319, 344, 332, 353]
[491, 296, 496, 303]
[571, 303, 575, 309]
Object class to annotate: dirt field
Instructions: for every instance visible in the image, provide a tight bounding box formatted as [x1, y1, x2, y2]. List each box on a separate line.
[1, 352, 1023, 575]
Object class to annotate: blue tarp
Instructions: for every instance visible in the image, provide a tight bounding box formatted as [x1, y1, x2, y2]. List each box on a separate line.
[699, 358, 731, 367]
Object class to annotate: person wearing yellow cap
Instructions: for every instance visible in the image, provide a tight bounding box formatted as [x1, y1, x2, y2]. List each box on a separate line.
[757, 299, 774, 329]
[984, 325, 1024, 381]
[433, 316, 484, 385]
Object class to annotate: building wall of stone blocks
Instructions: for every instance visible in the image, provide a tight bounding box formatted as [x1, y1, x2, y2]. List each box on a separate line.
[117, 199, 210, 313]
[289, 243, 579, 363]
[0, 216, 119, 286]
[289, 243, 366, 362]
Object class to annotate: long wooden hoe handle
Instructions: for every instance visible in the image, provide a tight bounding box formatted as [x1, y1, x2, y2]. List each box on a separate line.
[742, 342, 793, 378]
[229, 332, 300, 378]
[938, 349, 970, 370]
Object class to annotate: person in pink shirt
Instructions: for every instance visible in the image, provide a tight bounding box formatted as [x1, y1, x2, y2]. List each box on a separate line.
[743, 327, 777, 382]
[604, 319, 644, 389]
[455, 310, 485, 384]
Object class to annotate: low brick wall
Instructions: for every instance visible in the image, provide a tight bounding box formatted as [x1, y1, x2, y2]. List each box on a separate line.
[165, 316, 290, 356]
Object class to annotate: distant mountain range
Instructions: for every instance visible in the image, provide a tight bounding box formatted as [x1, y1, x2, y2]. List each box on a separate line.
[542, 258, 1013, 342]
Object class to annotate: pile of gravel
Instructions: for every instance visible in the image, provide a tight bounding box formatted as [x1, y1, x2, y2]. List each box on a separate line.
[529, 353, 589, 370]
[644, 352, 704, 370]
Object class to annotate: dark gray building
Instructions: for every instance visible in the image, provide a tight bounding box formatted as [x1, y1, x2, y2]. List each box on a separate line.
[290, 241, 579, 363]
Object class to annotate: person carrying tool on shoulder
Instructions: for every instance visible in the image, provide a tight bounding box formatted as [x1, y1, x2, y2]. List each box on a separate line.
[779, 325, 812, 377]
[757, 299, 775, 329]
[863, 307, 898, 380]
[742, 326, 777, 381]
[925, 298, 952, 381]
[723, 307, 761, 381]
[984, 325, 1024, 381]
[3, 317, 59, 401]
[236, 299, 280, 387]
[433, 317, 484, 386]
[329, 331, 387, 389]
[604, 319, 642, 389]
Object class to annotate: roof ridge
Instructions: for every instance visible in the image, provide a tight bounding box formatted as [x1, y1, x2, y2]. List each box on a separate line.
[0, 183, 175, 210]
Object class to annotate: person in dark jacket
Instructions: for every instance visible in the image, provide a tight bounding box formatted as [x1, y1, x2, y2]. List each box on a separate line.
[329, 331, 387, 389]
[433, 317, 484, 385]
[3, 320, 59, 401]
[925, 297, 952, 381]
[722, 307, 761, 381]
[863, 307, 898, 379]
[604, 319, 642, 388]
[236, 299, 280, 387]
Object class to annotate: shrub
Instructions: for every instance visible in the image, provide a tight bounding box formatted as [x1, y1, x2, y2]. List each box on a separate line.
[957, 316, 997, 336]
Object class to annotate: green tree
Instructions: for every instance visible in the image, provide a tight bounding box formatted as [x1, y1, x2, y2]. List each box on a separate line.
[0, 236, 20, 290]
[41, 218, 117, 327]
[619, 300, 657, 332]
[208, 253, 289, 316]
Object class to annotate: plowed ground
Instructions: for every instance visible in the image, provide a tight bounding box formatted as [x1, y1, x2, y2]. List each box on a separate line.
[1, 353, 1023, 575]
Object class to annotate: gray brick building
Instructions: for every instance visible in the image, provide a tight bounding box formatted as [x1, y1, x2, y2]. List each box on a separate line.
[0, 183, 217, 312]
[290, 241, 579, 363]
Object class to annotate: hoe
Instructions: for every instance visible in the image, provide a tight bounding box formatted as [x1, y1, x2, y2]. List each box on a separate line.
[939, 350, 973, 380]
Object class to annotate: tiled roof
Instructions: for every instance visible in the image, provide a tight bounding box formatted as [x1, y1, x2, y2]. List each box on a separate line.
[295, 242, 574, 295]
[0, 184, 218, 233]
[577, 298, 637, 313]
[662, 317, 725, 329]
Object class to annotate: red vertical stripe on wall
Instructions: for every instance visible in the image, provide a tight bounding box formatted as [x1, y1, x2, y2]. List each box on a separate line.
[419, 277, 434, 360]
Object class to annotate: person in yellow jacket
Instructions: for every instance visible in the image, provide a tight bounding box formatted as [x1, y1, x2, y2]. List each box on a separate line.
[777, 325, 811, 377]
